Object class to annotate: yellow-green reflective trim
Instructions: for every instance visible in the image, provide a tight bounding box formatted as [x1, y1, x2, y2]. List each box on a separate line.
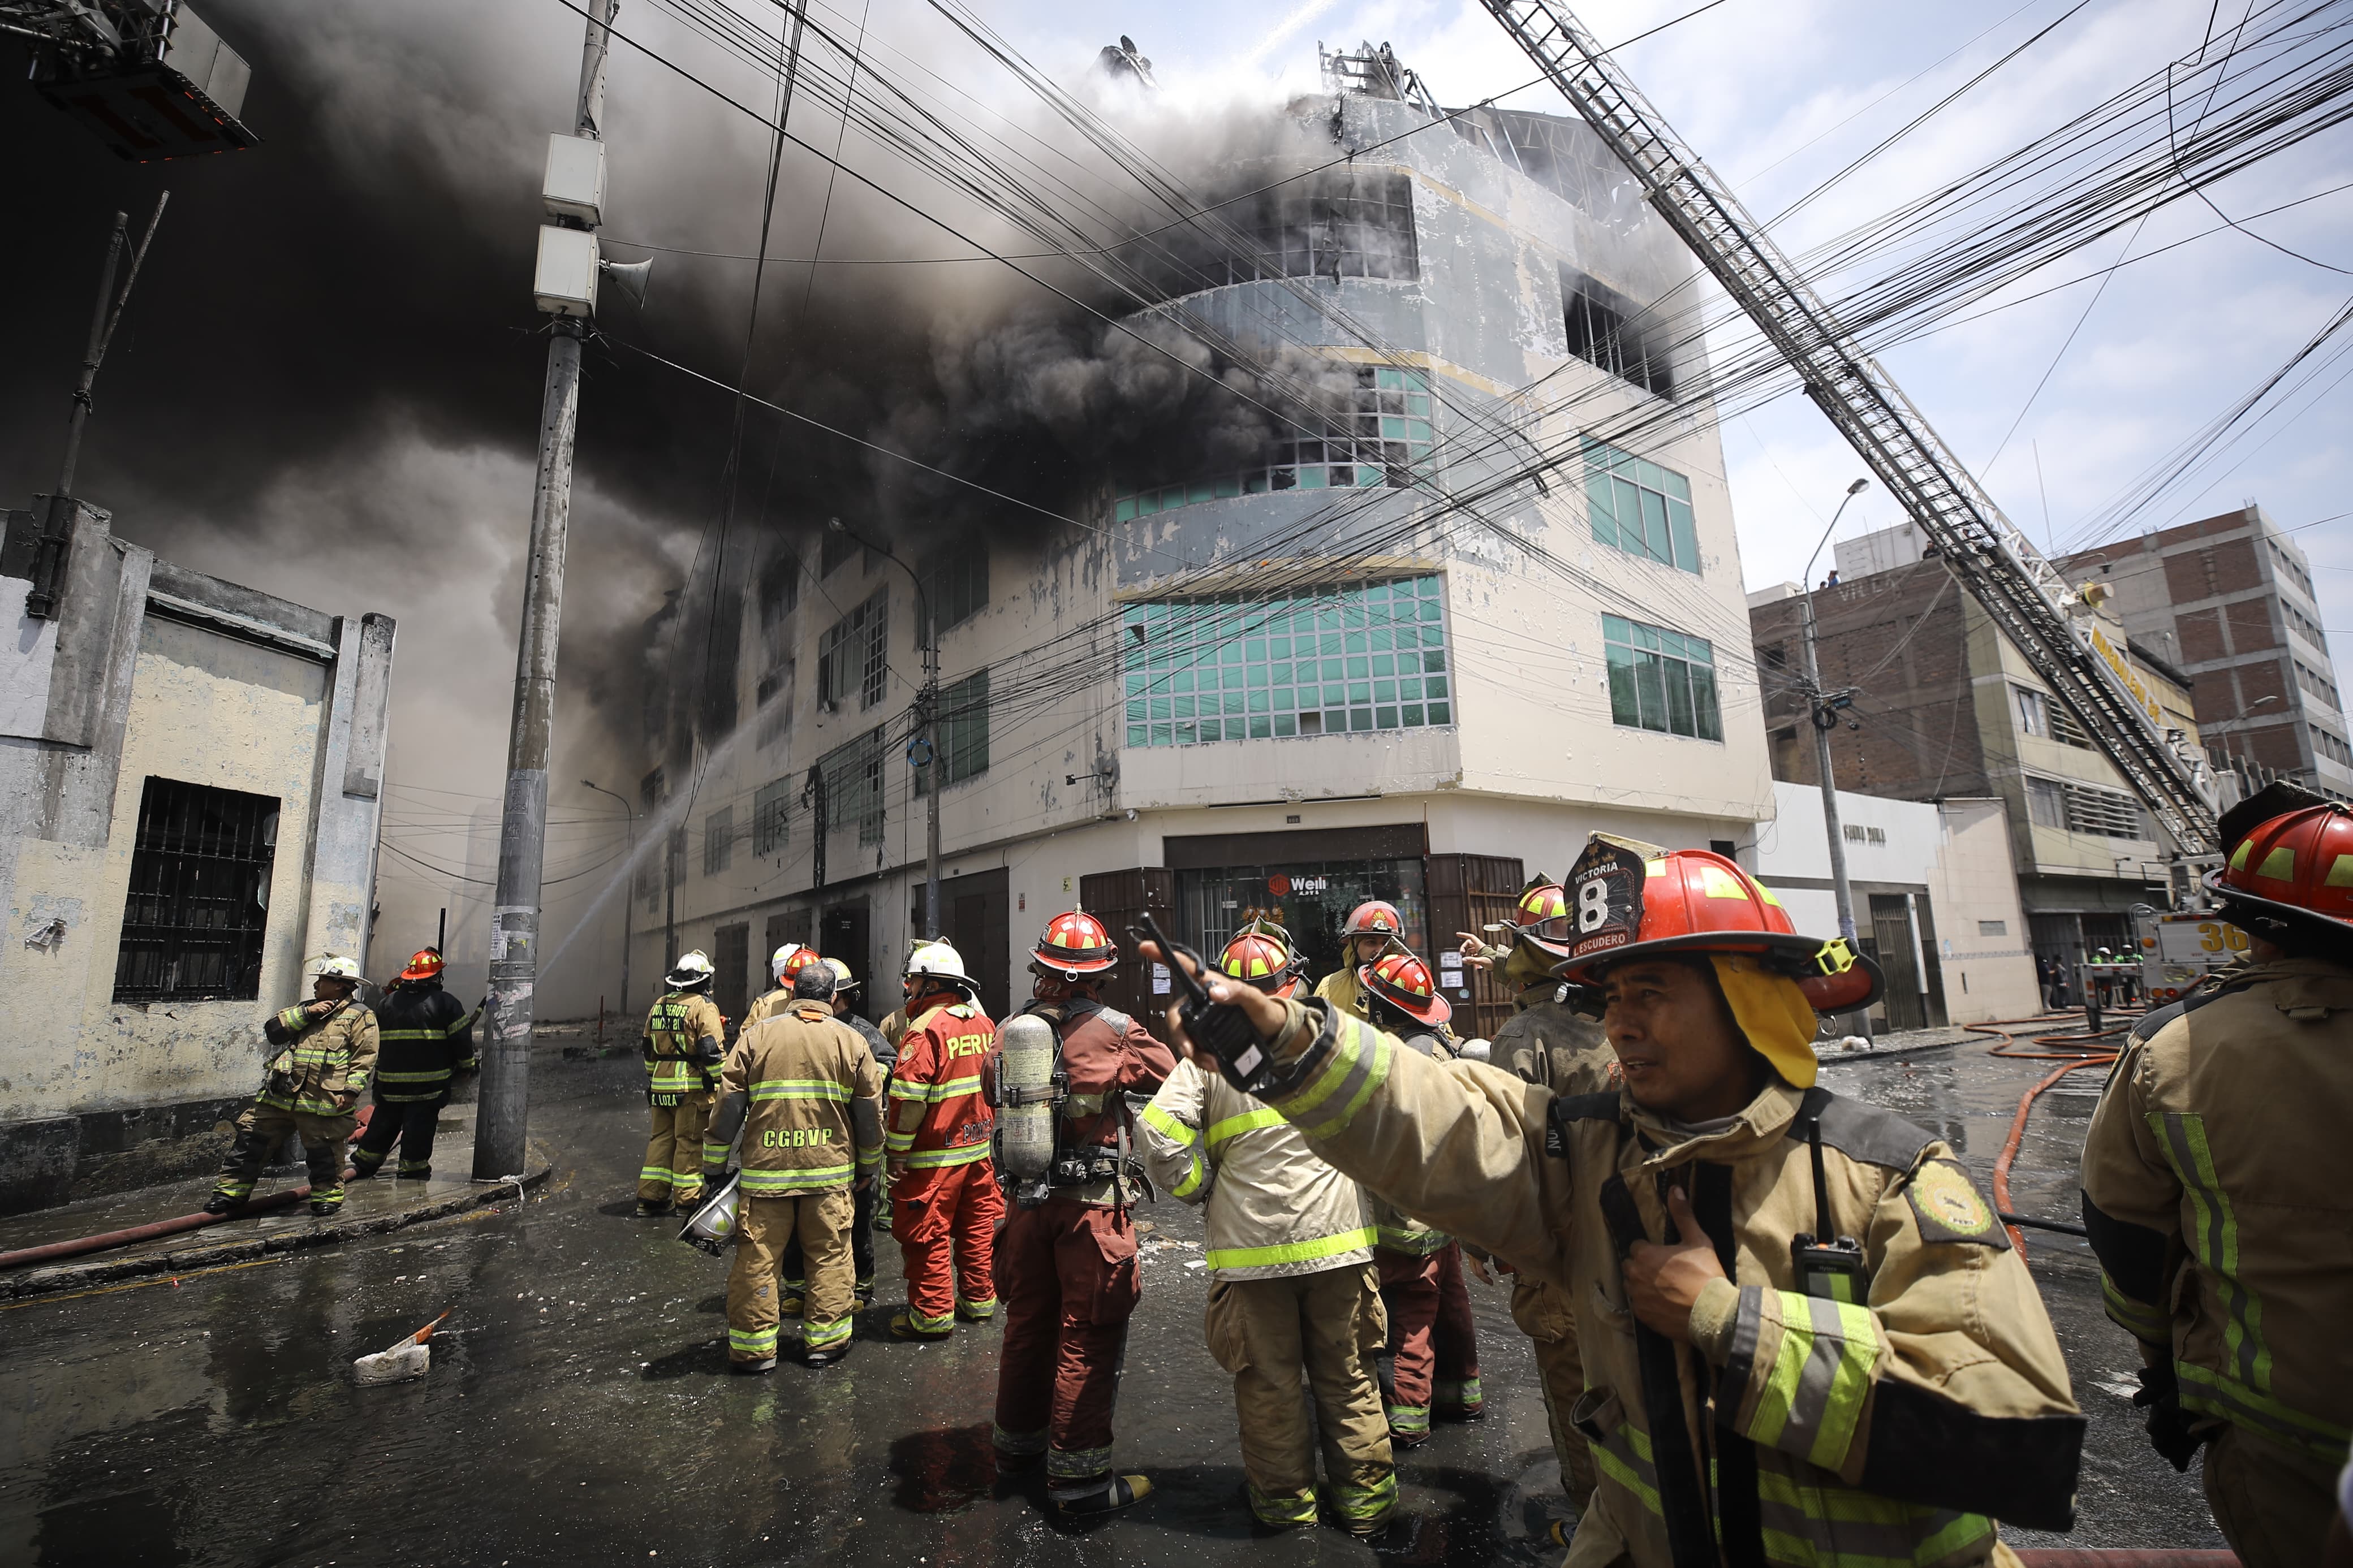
[1139, 1102, 1198, 1146]
[739, 1165, 854, 1190]
[902, 1143, 993, 1168]
[1205, 1108, 1286, 1147]
[1205, 1225, 1374, 1272]
[2101, 1272, 2172, 1342]
[889, 1078, 982, 1102]
[749, 1079, 851, 1100]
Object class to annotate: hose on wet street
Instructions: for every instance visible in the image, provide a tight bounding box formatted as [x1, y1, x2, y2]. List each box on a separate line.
[1962, 1013, 2136, 1256]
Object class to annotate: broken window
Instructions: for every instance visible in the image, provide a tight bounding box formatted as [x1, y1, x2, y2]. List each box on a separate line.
[1562, 269, 1673, 400]
[1122, 575, 1451, 748]
[1583, 438, 1700, 575]
[2014, 685, 2051, 739]
[1115, 367, 1434, 521]
[752, 778, 792, 856]
[113, 778, 278, 1004]
[817, 728, 886, 845]
[1144, 169, 1419, 293]
[757, 547, 799, 627]
[1603, 614, 1722, 741]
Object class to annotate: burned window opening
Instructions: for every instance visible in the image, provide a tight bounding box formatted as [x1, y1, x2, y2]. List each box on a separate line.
[1563, 269, 1673, 400]
[1116, 366, 1434, 520]
[1128, 169, 1418, 296]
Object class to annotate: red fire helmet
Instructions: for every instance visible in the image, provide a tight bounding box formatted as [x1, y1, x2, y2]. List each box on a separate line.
[1032, 909, 1118, 976]
[398, 949, 444, 983]
[2205, 787, 2353, 938]
[1341, 900, 1404, 939]
[1218, 920, 1303, 1000]
[1548, 837, 1882, 1015]
[1359, 949, 1451, 1027]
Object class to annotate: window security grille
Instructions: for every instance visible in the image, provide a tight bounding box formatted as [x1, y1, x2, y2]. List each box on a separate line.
[113, 778, 279, 1004]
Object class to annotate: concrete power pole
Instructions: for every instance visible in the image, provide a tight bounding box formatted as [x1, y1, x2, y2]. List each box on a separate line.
[476, 0, 617, 1180]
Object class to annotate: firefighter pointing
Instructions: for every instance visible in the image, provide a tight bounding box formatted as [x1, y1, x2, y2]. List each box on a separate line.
[1145, 834, 2083, 1566]
[988, 911, 1176, 1518]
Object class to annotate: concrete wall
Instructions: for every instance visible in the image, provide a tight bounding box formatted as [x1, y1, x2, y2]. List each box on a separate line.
[0, 505, 394, 1213]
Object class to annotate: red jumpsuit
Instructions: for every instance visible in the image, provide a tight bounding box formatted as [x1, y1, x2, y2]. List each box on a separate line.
[1375, 1026, 1482, 1440]
[887, 996, 1002, 1332]
[992, 997, 1176, 1489]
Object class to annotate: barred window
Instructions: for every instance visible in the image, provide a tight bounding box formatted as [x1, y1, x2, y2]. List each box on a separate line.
[1116, 367, 1434, 521]
[1584, 438, 1700, 574]
[1604, 614, 1722, 741]
[819, 728, 886, 845]
[752, 778, 792, 856]
[113, 778, 278, 1004]
[916, 669, 990, 794]
[704, 806, 733, 876]
[1122, 575, 1450, 748]
[818, 590, 887, 711]
[921, 549, 989, 634]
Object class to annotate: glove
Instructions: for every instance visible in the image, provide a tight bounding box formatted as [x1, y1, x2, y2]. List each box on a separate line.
[700, 1165, 730, 1193]
[2132, 1361, 2206, 1472]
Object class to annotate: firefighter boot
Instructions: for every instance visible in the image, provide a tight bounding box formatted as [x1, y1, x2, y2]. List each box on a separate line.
[1051, 1473, 1154, 1519]
[202, 1193, 245, 1216]
[891, 1310, 952, 1342]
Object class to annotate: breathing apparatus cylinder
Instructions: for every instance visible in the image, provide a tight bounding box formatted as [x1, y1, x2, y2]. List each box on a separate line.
[992, 1012, 1058, 1181]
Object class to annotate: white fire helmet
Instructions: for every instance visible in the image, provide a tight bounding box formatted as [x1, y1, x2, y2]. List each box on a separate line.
[903, 940, 975, 994]
[311, 953, 362, 983]
[666, 949, 716, 990]
[769, 943, 810, 983]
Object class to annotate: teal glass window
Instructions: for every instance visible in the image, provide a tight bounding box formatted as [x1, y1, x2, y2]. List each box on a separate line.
[1602, 614, 1722, 741]
[1121, 576, 1453, 748]
[1583, 437, 1701, 575]
[1114, 367, 1437, 519]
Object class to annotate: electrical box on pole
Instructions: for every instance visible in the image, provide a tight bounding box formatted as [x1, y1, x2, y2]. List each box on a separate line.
[1474, 0, 2223, 854]
[11, 0, 261, 159]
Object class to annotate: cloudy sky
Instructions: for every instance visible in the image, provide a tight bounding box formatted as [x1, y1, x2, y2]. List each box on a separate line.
[7, 0, 2347, 1012]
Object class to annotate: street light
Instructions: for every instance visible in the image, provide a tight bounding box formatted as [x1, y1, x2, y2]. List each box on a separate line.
[1799, 477, 1871, 1027]
[581, 780, 637, 1015]
[827, 517, 942, 941]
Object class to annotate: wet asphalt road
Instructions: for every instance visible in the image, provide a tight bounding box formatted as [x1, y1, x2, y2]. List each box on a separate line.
[0, 1033, 2222, 1566]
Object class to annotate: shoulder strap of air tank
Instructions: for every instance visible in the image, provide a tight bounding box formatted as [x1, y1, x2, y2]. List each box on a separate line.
[1596, 1168, 1720, 1568]
[1797, 1087, 1936, 1173]
[1542, 1091, 1621, 1157]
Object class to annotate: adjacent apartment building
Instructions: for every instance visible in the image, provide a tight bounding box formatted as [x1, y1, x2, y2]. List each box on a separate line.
[1, 501, 394, 1213]
[629, 59, 1775, 1040]
[1749, 522, 2201, 973]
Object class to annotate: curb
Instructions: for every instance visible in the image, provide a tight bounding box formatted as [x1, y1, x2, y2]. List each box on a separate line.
[1812, 1036, 1967, 1065]
[0, 1150, 553, 1303]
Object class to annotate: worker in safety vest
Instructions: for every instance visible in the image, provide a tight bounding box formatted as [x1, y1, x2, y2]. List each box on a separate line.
[348, 948, 475, 1182]
[702, 959, 884, 1370]
[886, 939, 1001, 1339]
[2082, 781, 2353, 1568]
[1144, 835, 2084, 1566]
[1139, 920, 1394, 1536]
[1355, 948, 1483, 1446]
[986, 911, 1176, 1518]
[743, 943, 825, 1030]
[775, 957, 895, 1306]
[638, 951, 726, 1217]
[1313, 900, 1406, 1021]
[209, 953, 380, 1219]
[1462, 875, 1619, 1524]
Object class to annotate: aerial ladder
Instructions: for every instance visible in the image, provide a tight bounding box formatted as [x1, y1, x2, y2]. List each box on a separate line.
[1477, 0, 2222, 854]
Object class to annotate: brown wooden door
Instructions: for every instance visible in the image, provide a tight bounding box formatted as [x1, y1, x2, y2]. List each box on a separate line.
[1426, 853, 1526, 1042]
[1079, 867, 1176, 1032]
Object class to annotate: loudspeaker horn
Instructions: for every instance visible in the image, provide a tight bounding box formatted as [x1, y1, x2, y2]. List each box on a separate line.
[598, 256, 653, 309]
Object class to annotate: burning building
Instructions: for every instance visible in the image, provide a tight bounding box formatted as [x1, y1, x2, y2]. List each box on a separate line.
[624, 45, 1770, 1038]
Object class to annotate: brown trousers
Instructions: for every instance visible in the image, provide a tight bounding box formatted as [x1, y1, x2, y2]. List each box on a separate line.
[639, 1089, 713, 1204]
[1206, 1265, 1396, 1531]
[1511, 1276, 1598, 1506]
[727, 1189, 857, 1362]
[2203, 1423, 2341, 1568]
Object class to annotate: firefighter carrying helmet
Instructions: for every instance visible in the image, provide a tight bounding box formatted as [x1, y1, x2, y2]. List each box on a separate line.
[1032, 910, 1118, 977]
[770, 943, 823, 984]
[904, 940, 976, 995]
[1341, 900, 1404, 939]
[1217, 918, 1304, 1000]
[2204, 779, 2353, 945]
[665, 949, 716, 991]
[1360, 949, 1451, 1027]
[398, 948, 445, 983]
[1547, 836, 1881, 1015]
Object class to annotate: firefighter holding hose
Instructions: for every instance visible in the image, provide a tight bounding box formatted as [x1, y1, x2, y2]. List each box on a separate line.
[988, 911, 1176, 1518]
[2082, 781, 2353, 1568]
[1144, 834, 2084, 1566]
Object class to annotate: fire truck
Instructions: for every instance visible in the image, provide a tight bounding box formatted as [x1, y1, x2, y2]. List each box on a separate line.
[2133, 907, 2249, 1006]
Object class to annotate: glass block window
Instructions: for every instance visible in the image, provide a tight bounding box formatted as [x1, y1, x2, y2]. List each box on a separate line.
[1115, 367, 1433, 521]
[1583, 438, 1700, 574]
[1603, 614, 1722, 741]
[1122, 575, 1451, 748]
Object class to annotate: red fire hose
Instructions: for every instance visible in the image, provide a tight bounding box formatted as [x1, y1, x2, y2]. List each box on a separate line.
[1962, 1014, 2129, 1254]
[0, 1184, 314, 1272]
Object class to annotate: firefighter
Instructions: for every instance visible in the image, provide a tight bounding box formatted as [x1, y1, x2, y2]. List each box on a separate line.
[776, 960, 894, 1306]
[1354, 949, 1482, 1446]
[348, 948, 474, 1182]
[1144, 835, 2084, 1565]
[639, 950, 725, 1217]
[208, 954, 380, 1219]
[743, 943, 825, 1029]
[989, 911, 1177, 1519]
[1312, 900, 1406, 1020]
[1139, 921, 1394, 1536]
[886, 940, 1001, 1339]
[701, 958, 884, 1371]
[2082, 781, 2353, 1568]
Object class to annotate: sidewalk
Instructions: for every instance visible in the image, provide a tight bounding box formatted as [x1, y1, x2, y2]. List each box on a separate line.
[0, 1102, 551, 1302]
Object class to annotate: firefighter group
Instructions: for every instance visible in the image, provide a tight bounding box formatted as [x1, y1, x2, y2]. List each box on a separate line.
[202, 783, 2353, 1565]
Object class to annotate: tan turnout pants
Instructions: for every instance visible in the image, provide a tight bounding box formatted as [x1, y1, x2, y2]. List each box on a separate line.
[1205, 1264, 1396, 1532]
[727, 1189, 857, 1362]
[639, 1089, 713, 1205]
[1511, 1276, 1597, 1506]
[2203, 1423, 2341, 1568]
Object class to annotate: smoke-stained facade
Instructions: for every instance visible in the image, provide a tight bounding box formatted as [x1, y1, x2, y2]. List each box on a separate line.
[627, 81, 1773, 1038]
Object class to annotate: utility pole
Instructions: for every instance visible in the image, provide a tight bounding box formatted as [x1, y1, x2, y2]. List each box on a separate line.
[582, 779, 636, 1014]
[476, 0, 616, 1181]
[826, 516, 940, 936]
[1799, 478, 1869, 1029]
